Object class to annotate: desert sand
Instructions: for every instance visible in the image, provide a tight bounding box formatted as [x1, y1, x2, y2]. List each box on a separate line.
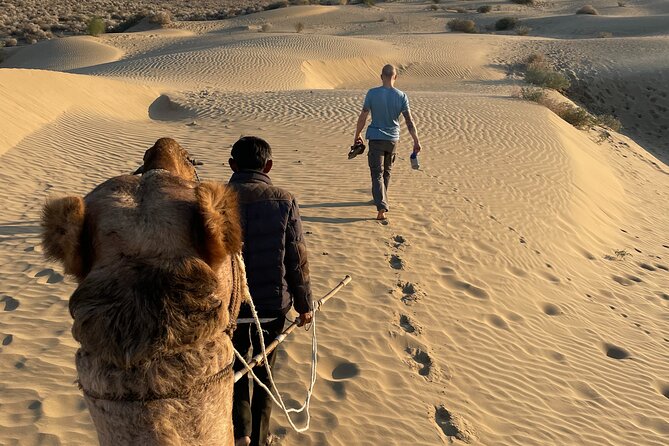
[1, 1, 668, 445]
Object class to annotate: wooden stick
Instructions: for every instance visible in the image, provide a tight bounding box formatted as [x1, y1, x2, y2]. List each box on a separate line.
[233, 275, 352, 383]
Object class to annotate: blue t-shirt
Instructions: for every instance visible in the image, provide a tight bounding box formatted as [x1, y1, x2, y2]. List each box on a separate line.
[363, 86, 409, 141]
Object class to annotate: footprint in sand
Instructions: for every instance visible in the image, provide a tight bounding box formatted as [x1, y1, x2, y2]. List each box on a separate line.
[331, 362, 360, 381]
[603, 343, 630, 360]
[398, 313, 421, 334]
[398, 281, 424, 305]
[2, 334, 13, 346]
[434, 405, 476, 443]
[406, 346, 436, 378]
[639, 263, 657, 271]
[34, 268, 64, 284]
[542, 303, 562, 316]
[1, 295, 20, 312]
[656, 264, 669, 272]
[392, 234, 408, 249]
[389, 254, 405, 270]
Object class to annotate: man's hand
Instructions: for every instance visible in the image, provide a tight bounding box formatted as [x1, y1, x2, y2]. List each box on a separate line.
[354, 135, 364, 146]
[297, 312, 313, 327]
[413, 141, 422, 154]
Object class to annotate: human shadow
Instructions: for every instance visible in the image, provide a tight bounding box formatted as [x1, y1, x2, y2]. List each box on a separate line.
[302, 216, 373, 224]
[300, 201, 371, 209]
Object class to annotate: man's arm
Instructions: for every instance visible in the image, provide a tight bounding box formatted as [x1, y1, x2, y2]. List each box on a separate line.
[402, 110, 421, 153]
[285, 199, 313, 326]
[354, 108, 369, 144]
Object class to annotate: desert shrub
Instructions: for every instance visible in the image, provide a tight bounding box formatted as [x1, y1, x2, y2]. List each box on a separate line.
[267, 0, 289, 9]
[557, 104, 593, 128]
[596, 114, 622, 131]
[525, 66, 570, 91]
[148, 11, 172, 26]
[111, 14, 145, 33]
[87, 17, 106, 36]
[495, 17, 519, 30]
[4, 38, 18, 47]
[576, 5, 599, 15]
[511, 0, 535, 4]
[477, 5, 492, 13]
[617, 1, 627, 6]
[295, 22, 305, 33]
[525, 53, 545, 66]
[598, 32, 613, 38]
[430, 4, 439, 10]
[516, 25, 531, 35]
[519, 87, 545, 102]
[261, 23, 273, 32]
[447, 19, 477, 33]
[363, 0, 375, 6]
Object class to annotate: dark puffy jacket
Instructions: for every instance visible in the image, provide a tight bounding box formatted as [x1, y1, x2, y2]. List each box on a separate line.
[227, 171, 312, 318]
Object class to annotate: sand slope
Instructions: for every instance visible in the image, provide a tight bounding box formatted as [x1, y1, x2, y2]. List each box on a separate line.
[1, 2, 668, 446]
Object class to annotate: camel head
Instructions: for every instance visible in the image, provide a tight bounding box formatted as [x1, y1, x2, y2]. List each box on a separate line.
[134, 137, 198, 181]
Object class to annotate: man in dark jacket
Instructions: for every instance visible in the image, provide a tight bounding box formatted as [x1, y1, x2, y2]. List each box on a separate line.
[227, 136, 313, 446]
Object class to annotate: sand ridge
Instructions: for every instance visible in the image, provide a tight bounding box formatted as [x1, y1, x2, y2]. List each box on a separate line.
[1, 2, 668, 445]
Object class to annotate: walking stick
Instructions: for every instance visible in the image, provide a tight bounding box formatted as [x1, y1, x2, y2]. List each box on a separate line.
[233, 275, 352, 383]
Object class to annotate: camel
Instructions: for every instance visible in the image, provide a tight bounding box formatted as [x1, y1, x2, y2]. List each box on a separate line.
[41, 138, 246, 445]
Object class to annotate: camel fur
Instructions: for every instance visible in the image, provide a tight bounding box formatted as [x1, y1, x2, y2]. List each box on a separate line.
[41, 138, 245, 445]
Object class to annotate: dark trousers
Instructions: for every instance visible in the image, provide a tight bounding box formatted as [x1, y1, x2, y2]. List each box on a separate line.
[368, 139, 397, 212]
[232, 317, 286, 446]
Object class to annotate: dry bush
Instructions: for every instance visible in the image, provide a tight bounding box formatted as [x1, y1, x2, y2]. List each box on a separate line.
[111, 14, 145, 33]
[523, 55, 570, 91]
[516, 25, 531, 35]
[429, 4, 439, 10]
[261, 23, 272, 32]
[576, 5, 599, 15]
[4, 38, 18, 47]
[447, 19, 477, 33]
[596, 114, 622, 131]
[518, 87, 545, 102]
[495, 17, 518, 30]
[267, 0, 289, 9]
[363, 0, 375, 6]
[557, 104, 593, 128]
[617, 1, 627, 6]
[148, 11, 172, 25]
[295, 22, 305, 33]
[477, 5, 492, 13]
[525, 53, 545, 66]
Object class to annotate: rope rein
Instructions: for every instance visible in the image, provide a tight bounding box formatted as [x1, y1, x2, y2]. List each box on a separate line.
[233, 294, 318, 433]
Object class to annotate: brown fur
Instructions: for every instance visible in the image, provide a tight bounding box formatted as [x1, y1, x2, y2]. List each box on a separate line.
[41, 138, 243, 446]
[41, 196, 87, 279]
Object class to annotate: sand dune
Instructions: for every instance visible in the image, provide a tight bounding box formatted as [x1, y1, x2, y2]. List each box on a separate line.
[1, 2, 668, 445]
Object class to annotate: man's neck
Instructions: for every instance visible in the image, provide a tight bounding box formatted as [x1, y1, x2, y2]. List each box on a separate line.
[382, 82, 394, 88]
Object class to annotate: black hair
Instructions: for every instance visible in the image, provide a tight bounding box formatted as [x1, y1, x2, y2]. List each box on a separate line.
[231, 136, 272, 170]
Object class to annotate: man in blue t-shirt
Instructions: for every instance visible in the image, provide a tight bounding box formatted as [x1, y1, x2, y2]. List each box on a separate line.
[354, 64, 422, 221]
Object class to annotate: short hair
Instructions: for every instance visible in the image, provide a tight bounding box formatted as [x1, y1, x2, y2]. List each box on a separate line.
[231, 136, 272, 170]
[381, 64, 396, 79]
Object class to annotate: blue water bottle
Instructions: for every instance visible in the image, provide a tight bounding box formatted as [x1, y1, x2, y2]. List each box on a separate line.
[410, 151, 419, 170]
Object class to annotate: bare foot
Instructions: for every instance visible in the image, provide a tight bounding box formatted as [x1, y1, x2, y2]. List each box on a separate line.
[376, 210, 387, 221]
[235, 437, 251, 446]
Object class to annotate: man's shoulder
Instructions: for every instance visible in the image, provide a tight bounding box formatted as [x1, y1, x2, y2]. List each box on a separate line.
[233, 181, 294, 203]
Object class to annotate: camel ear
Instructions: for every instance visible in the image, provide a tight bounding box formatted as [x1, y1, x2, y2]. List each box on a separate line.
[195, 182, 242, 269]
[41, 196, 86, 279]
